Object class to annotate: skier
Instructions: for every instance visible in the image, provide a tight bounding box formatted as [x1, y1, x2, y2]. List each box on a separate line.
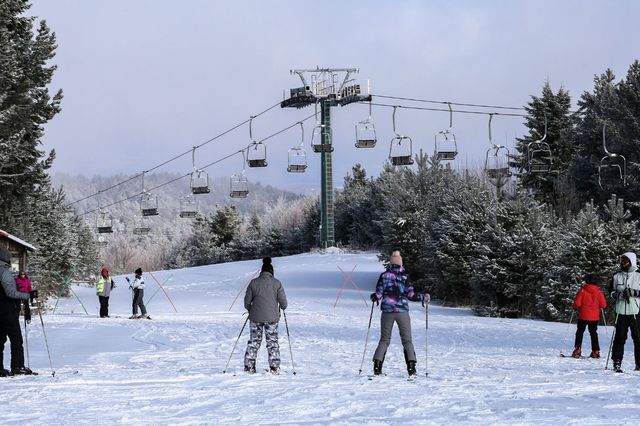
[608, 252, 640, 372]
[243, 257, 288, 374]
[571, 274, 606, 358]
[0, 248, 36, 375]
[16, 271, 33, 324]
[96, 266, 116, 318]
[370, 250, 425, 378]
[126, 268, 149, 319]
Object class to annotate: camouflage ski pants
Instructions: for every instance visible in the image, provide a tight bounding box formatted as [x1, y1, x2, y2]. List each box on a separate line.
[244, 321, 280, 370]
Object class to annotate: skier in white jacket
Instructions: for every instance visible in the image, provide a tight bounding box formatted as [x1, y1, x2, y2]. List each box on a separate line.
[126, 268, 150, 319]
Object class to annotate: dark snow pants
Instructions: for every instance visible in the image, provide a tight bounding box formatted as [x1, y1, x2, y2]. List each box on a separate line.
[244, 321, 280, 370]
[373, 311, 416, 362]
[612, 314, 640, 366]
[132, 289, 147, 316]
[0, 315, 25, 370]
[98, 296, 109, 318]
[574, 320, 600, 351]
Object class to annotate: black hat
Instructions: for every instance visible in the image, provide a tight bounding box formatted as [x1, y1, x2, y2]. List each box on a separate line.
[584, 273, 598, 284]
[135, 268, 142, 275]
[0, 248, 11, 264]
[261, 257, 274, 274]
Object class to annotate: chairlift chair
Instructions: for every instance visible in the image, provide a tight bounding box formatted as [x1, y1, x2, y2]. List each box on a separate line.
[388, 106, 414, 166]
[140, 192, 159, 216]
[288, 122, 308, 172]
[96, 210, 113, 233]
[598, 122, 627, 190]
[247, 142, 268, 167]
[132, 217, 151, 235]
[190, 170, 210, 194]
[96, 235, 108, 247]
[355, 101, 377, 148]
[434, 130, 458, 161]
[230, 171, 249, 198]
[311, 125, 333, 153]
[484, 114, 512, 179]
[527, 112, 552, 173]
[434, 103, 458, 160]
[179, 194, 198, 218]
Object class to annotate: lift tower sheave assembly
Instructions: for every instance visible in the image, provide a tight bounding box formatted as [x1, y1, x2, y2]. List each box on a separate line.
[281, 67, 372, 248]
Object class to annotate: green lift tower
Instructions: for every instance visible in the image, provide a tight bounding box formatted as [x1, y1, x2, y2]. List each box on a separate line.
[281, 68, 372, 248]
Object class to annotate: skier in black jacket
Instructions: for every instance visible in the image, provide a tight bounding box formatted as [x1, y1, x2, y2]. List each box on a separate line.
[0, 247, 35, 376]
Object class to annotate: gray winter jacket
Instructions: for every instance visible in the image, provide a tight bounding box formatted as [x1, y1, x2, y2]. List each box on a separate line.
[244, 271, 287, 323]
[0, 261, 29, 301]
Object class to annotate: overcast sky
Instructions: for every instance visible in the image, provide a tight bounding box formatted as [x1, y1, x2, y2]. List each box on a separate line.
[29, 0, 640, 193]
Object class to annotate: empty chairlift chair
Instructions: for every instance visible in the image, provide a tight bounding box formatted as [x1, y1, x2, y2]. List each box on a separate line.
[388, 106, 414, 166]
[288, 122, 308, 173]
[484, 114, 512, 179]
[355, 101, 377, 148]
[140, 192, 159, 216]
[179, 194, 198, 218]
[246, 116, 268, 167]
[190, 147, 210, 194]
[132, 216, 151, 235]
[230, 171, 249, 198]
[434, 103, 458, 160]
[96, 210, 113, 233]
[527, 113, 552, 173]
[598, 122, 627, 191]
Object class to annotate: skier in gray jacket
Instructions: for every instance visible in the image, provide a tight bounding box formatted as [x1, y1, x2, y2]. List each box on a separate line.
[243, 257, 287, 374]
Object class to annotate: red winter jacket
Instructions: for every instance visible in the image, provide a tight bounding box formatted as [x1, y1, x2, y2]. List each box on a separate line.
[572, 283, 606, 321]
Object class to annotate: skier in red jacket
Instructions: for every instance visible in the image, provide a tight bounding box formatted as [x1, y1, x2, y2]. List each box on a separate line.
[571, 274, 607, 358]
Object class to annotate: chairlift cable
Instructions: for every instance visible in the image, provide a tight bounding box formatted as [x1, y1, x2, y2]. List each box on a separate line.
[66, 101, 282, 207]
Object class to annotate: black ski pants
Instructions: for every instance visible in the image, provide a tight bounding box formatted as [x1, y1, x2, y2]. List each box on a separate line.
[611, 314, 640, 365]
[98, 296, 110, 318]
[574, 320, 600, 351]
[0, 315, 25, 370]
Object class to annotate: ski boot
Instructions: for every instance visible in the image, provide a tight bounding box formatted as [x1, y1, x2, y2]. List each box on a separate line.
[0, 368, 10, 377]
[11, 366, 37, 375]
[128, 315, 138, 319]
[270, 366, 280, 375]
[244, 365, 256, 374]
[373, 359, 383, 376]
[407, 360, 417, 378]
[571, 347, 581, 358]
[613, 360, 623, 373]
[589, 350, 600, 359]
[635, 363, 640, 371]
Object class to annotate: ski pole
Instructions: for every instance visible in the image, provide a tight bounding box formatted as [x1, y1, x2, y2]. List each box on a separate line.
[23, 312, 29, 368]
[600, 308, 610, 358]
[223, 315, 249, 374]
[605, 311, 619, 370]
[559, 310, 575, 357]
[358, 300, 376, 375]
[424, 293, 431, 377]
[283, 309, 296, 375]
[36, 301, 55, 377]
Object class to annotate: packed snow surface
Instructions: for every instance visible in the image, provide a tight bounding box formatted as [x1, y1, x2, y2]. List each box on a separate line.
[2, 251, 640, 425]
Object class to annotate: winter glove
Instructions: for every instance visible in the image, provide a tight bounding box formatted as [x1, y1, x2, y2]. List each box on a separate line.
[610, 291, 621, 300]
[29, 290, 38, 301]
[125, 277, 130, 282]
[623, 288, 631, 302]
[370, 293, 378, 303]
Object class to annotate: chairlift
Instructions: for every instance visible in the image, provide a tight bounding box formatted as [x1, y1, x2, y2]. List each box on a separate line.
[246, 116, 268, 167]
[139, 172, 159, 216]
[287, 122, 308, 173]
[190, 147, 210, 194]
[96, 210, 113, 233]
[132, 216, 151, 235]
[179, 194, 198, 218]
[598, 122, 627, 190]
[355, 100, 377, 148]
[140, 192, 159, 216]
[96, 234, 108, 247]
[388, 106, 414, 166]
[484, 114, 512, 179]
[230, 153, 249, 198]
[527, 112, 552, 173]
[434, 103, 458, 160]
[311, 102, 333, 153]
